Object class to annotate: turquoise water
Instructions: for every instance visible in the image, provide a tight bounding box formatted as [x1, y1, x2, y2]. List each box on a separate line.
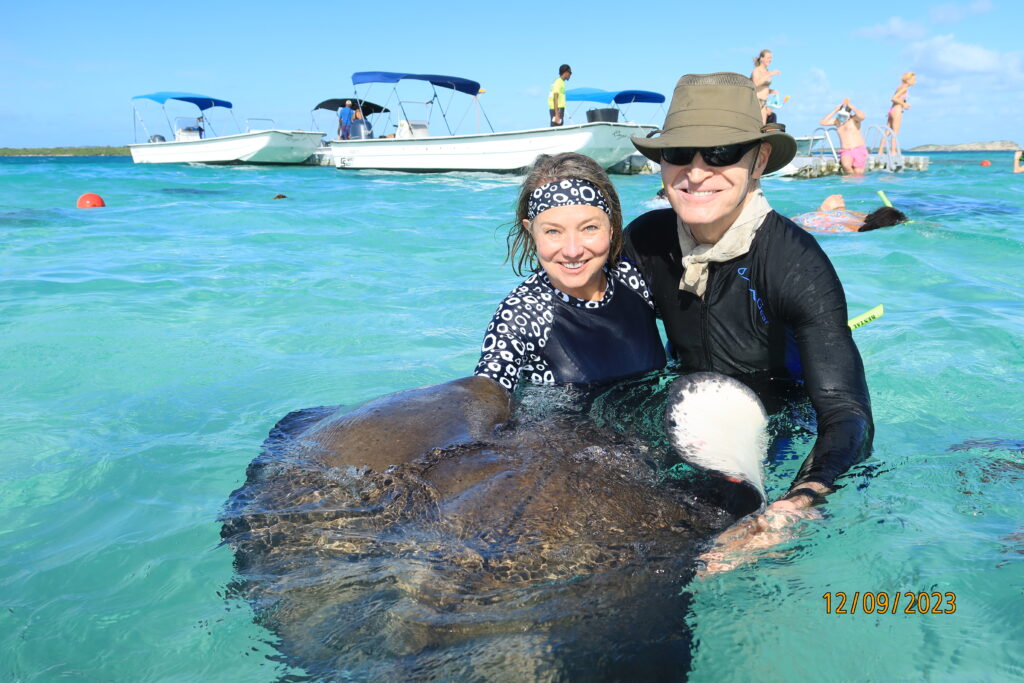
[2, 153, 1022, 681]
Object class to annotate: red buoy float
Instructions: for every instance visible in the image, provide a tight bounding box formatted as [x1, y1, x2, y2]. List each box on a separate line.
[76, 193, 106, 208]
[980, 160, 992, 167]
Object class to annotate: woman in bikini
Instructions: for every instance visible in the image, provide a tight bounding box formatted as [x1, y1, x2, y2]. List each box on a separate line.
[750, 49, 780, 124]
[879, 72, 916, 156]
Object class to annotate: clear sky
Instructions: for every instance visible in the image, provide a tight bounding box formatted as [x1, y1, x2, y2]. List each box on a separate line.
[2, 0, 1021, 148]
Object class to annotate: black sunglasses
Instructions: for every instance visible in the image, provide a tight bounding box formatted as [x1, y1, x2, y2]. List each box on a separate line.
[660, 141, 760, 167]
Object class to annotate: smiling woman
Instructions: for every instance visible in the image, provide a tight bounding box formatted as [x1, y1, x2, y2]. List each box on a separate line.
[473, 152, 665, 393]
[528, 195, 611, 301]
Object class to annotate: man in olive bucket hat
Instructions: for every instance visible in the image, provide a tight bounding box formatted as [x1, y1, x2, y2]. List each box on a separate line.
[624, 73, 874, 572]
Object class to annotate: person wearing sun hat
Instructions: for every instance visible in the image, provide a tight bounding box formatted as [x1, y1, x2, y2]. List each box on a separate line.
[624, 73, 874, 570]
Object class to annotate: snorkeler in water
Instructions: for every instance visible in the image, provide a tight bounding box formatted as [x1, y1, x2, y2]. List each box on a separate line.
[791, 194, 907, 233]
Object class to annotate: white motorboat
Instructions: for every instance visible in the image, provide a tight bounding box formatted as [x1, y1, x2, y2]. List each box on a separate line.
[564, 87, 666, 174]
[328, 72, 655, 172]
[129, 92, 324, 165]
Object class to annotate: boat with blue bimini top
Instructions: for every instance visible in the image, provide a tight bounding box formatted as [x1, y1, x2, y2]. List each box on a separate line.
[564, 87, 666, 174]
[326, 72, 657, 172]
[129, 92, 324, 165]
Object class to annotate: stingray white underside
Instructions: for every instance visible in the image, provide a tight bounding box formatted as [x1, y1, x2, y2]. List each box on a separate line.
[665, 373, 769, 506]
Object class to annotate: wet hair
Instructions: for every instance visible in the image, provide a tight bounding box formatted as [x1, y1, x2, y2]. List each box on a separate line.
[754, 49, 771, 66]
[859, 206, 908, 232]
[559, 64, 571, 76]
[507, 153, 623, 276]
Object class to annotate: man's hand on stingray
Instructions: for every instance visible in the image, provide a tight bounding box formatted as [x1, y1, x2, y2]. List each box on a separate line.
[697, 484, 829, 576]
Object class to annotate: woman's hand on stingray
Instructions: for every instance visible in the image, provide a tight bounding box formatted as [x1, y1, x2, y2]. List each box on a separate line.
[696, 499, 823, 576]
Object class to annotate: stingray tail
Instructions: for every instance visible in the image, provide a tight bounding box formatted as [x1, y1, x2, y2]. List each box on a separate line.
[664, 372, 769, 511]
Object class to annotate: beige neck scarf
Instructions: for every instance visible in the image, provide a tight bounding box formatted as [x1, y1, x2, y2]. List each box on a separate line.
[676, 188, 772, 297]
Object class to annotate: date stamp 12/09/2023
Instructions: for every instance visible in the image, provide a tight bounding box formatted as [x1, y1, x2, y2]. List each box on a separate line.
[822, 592, 957, 614]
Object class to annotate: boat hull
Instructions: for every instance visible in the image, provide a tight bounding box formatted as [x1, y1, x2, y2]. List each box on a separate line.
[608, 152, 655, 175]
[328, 122, 656, 172]
[129, 130, 324, 164]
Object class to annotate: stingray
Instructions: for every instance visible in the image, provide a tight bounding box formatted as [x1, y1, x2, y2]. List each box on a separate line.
[220, 373, 767, 681]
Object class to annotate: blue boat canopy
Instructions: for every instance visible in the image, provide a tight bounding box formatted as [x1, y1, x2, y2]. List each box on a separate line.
[351, 72, 482, 97]
[132, 92, 233, 110]
[565, 88, 665, 105]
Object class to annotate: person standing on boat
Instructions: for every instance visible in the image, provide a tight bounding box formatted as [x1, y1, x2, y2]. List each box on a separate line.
[337, 100, 355, 140]
[821, 98, 868, 176]
[548, 65, 572, 126]
[626, 73, 874, 570]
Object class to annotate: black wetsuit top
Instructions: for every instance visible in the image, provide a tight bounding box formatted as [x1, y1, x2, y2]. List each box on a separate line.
[475, 261, 666, 392]
[624, 208, 874, 489]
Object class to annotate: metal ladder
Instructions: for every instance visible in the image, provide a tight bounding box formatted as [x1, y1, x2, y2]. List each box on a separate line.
[868, 125, 904, 171]
[807, 127, 841, 173]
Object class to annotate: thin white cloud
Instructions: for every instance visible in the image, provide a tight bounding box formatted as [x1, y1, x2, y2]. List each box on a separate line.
[922, 81, 964, 99]
[929, 0, 994, 24]
[854, 16, 929, 41]
[904, 34, 1018, 78]
[807, 67, 832, 95]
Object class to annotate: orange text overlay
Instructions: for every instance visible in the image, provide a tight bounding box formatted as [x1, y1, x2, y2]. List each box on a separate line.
[822, 592, 957, 614]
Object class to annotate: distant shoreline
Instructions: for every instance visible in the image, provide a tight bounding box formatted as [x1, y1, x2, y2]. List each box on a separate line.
[0, 146, 130, 157]
[908, 140, 1020, 152]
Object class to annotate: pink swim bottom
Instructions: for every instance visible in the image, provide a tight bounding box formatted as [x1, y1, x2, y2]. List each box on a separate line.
[840, 145, 868, 170]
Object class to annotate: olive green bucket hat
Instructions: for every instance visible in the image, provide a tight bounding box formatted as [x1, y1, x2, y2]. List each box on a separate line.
[632, 72, 797, 175]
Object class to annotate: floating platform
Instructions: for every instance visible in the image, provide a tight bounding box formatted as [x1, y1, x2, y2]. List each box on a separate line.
[774, 154, 929, 178]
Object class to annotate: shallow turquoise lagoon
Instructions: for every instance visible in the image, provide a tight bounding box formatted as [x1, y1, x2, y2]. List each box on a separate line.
[1, 153, 1022, 680]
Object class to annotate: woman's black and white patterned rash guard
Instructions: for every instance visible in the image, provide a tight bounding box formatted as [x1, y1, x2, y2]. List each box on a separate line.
[474, 260, 667, 392]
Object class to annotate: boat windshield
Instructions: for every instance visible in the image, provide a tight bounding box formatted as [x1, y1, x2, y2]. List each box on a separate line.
[173, 116, 207, 141]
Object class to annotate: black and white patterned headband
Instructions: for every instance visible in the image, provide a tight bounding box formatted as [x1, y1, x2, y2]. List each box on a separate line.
[526, 178, 611, 220]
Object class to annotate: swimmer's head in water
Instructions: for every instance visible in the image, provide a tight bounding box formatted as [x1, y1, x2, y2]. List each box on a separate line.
[860, 206, 908, 232]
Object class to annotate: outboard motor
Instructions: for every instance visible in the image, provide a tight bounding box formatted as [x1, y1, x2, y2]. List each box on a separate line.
[350, 119, 372, 139]
[586, 108, 619, 123]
